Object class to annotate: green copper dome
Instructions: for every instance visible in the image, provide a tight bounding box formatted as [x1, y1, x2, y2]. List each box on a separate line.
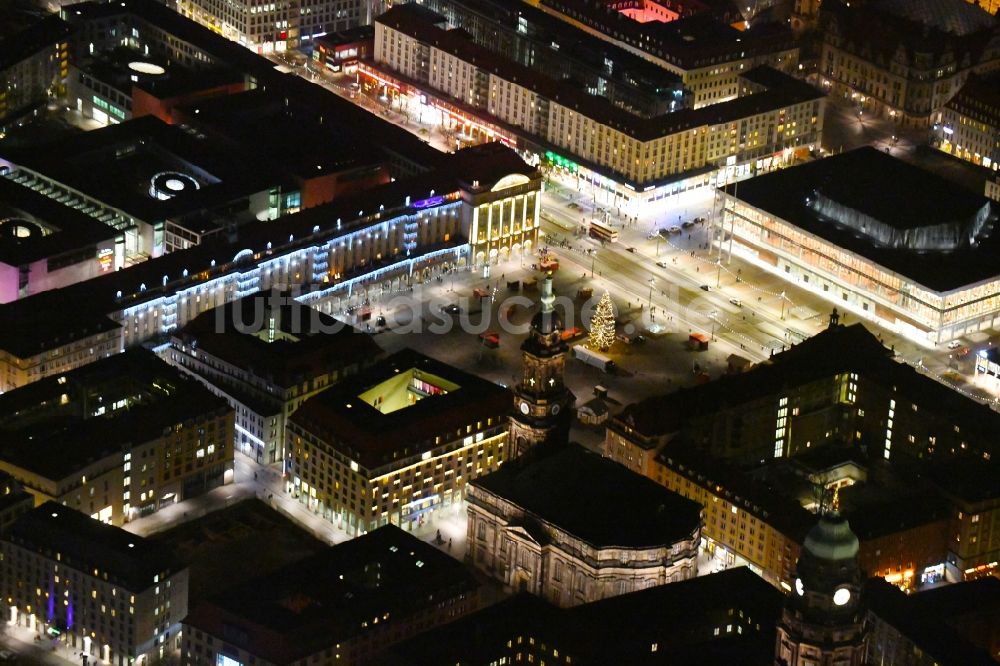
[802, 514, 859, 562]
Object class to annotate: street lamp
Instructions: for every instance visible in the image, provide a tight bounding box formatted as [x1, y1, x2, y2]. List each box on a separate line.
[710, 310, 718, 341]
[591, 252, 596, 279]
[647, 277, 655, 311]
[780, 291, 787, 320]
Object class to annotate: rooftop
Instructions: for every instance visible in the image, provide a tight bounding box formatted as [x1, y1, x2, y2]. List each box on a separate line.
[0, 13, 70, 72]
[724, 147, 999, 291]
[182, 525, 478, 664]
[4, 501, 183, 591]
[376, 5, 822, 143]
[0, 348, 229, 481]
[0, 115, 281, 224]
[657, 442, 816, 542]
[175, 289, 384, 390]
[176, 89, 385, 181]
[617, 323, 1000, 458]
[289, 349, 511, 470]
[0, 142, 534, 359]
[872, 0, 995, 36]
[390, 568, 783, 665]
[473, 443, 703, 548]
[0, 177, 118, 268]
[537, 0, 796, 71]
[864, 577, 999, 666]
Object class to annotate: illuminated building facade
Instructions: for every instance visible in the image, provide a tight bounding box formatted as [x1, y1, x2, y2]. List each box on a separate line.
[818, 0, 1000, 128]
[181, 525, 479, 666]
[0, 142, 538, 393]
[0, 349, 234, 525]
[1, 502, 189, 666]
[175, 0, 367, 53]
[606, 323, 1000, 467]
[467, 444, 702, 607]
[369, 5, 822, 212]
[164, 289, 384, 465]
[933, 74, 1000, 170]
[0, 15, 69, 128]
[286, 349, 511, 535]
[650, 446, 810, 591]
[718, 148, 1000, 343]
[606, 324, 999, 588]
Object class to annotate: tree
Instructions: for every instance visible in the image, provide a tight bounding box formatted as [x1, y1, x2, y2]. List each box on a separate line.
[588, 291, 616, 351]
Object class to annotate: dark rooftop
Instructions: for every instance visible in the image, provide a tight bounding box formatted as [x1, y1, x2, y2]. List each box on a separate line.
[473, 443, 703, 548]
[182, 524, 478, 665]
[657, 442, 816, 542]
[289, 349, 511, 470]
[175, 289, 384, 389]
[864, 577, 999, 666]
[0, 348, 230, 480]
[390, 568, 783, 666]
[0, 177, 118, 268]
[176, 88, 385, 181]
[4, 501, 183, 591]
[0, 14, 70, 72]
[0, 115, 282, 224]
[376, 5, 822, 143]
[724, 147, 999, 291]
[616, 324, 1000, 460]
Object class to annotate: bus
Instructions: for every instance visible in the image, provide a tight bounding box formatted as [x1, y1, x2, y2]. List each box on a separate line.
[588, 220, 619, 243]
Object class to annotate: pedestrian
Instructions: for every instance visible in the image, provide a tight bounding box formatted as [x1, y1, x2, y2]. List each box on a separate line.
[448, 538, 453, 551]
[254, 472, 257, 480]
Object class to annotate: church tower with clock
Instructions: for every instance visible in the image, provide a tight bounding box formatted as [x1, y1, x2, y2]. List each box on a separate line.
[509, 273, 573, 457]
[775, 496, 867, 666]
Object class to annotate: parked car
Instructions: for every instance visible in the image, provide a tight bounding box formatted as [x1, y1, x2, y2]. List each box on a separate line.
[479, 331, 500, 348]
[694, 216, 707, 223]
[668, 226, 682, 235]
[681, 221, 695, 229]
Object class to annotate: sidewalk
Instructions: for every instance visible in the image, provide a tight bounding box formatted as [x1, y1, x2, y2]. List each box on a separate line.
[1, 624, 82, 666]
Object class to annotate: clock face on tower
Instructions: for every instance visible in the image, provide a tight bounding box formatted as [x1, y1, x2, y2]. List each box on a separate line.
[551, 404, 561, 415]
[520, 401, 530, 415]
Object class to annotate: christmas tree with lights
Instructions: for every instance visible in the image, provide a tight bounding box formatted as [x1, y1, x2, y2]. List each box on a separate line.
[588, 291, 616, 351]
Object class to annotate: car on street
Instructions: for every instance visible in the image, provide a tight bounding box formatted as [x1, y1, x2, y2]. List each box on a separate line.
[668, 226, 682, 235]
[729, 298, 742, 307]
[626, 247, 637, 253]
[442, 304, 461, 314]
[694, 216, 707, 223]
[699, 285, 711, 291]
[681, 221, 695, 229]
[947, 340, 962, 350]
[656, 261, 668, 269]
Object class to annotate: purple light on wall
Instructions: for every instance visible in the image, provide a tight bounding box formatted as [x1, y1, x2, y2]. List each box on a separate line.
[47, 581, 54, 622]
[412, 196, 444, 209]
[67, 596, 73, 629]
